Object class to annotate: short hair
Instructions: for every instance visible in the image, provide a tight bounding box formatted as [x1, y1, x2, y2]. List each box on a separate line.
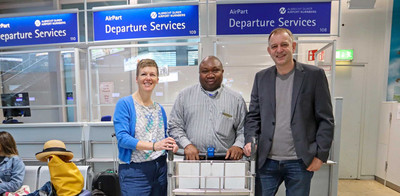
[268, 28, 294, 43]
[136, 59, 159, 77]
[0, 131, 19, 156]
[199, 56, 223, 70]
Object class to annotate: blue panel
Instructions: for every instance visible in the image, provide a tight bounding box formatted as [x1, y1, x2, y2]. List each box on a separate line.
[0, 13, 78, 47]
[386, 0, 400, 101]
[217, 2, 331, 35]
[93, 5, 199, 41]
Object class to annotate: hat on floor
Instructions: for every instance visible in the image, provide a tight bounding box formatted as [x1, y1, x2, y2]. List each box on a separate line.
[35, 140, 74, 162]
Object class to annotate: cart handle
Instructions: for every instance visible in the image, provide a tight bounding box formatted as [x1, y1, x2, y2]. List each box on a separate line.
[168, 151, 228, 161]
[167, 136, 258, 161]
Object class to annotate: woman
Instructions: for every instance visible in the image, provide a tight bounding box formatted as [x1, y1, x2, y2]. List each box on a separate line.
[0, 131, 25, 194]
[113, 59, 178, 196]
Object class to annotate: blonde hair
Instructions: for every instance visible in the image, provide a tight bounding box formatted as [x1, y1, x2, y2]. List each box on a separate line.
[136, 59, 159, 77]
[0, 131, 19, 156]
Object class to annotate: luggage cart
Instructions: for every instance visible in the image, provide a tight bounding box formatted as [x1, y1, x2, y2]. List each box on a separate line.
[168, 139, 257, 196]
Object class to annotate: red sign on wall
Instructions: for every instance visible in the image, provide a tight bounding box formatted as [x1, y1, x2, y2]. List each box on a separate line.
[308, 50, 324, 61]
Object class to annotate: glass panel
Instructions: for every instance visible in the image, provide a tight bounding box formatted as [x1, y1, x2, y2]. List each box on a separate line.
[79, 50, 89, 122]
[0, 49, 79, 123]
[62, 1, 127, 42]
[216, 37, 336, 104]
[89, 43, 199, 121]
[297, 41, 335, 94]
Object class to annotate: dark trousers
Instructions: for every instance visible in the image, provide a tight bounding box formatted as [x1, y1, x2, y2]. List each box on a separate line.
[119, 155, 167, 196]
[256, 159, 314, 196]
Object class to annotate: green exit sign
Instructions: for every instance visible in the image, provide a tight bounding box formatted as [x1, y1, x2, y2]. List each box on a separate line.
[336, 49, 354, 61]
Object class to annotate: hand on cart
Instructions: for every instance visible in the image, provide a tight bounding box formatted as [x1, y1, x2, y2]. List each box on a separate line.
[183, 144, 200, 160]
[243, 137, 257, 159]
[243, 143, 252, 157]
[225, 146, 243, 160]
[183, 144, 244, 160]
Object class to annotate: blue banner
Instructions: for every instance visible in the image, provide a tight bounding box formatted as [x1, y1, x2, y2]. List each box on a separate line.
[93, 5, 199, 41]
[0, 13, 78, 47]
[217, 2, 331, 35]
[386, 0, 400, 101]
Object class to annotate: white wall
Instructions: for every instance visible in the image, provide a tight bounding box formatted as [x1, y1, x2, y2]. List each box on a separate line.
[335, 0, 392, 178]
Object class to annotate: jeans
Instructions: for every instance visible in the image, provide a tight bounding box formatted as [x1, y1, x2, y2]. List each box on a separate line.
[27, 181, 55, 196]
[119, 155, 167, 196]
[256, 159, 314, 196]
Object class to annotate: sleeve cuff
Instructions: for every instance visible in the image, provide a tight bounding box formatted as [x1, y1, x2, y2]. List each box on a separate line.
[233, 141, 244, 149]
[179, 137, 192, 149]
[317, 151, 329, 162]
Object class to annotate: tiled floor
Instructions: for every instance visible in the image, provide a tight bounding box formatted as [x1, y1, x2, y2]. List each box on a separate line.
[338, 180, 400, 196]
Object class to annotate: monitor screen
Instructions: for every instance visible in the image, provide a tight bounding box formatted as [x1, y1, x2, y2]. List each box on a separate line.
[1, 92, 31, 118]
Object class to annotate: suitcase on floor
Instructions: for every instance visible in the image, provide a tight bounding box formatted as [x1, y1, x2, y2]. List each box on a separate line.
[92, 133, 120, 196]
[92, 169, 120, 196]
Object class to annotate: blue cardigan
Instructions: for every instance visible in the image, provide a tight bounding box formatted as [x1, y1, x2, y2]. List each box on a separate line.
[113, 96, 167, 163]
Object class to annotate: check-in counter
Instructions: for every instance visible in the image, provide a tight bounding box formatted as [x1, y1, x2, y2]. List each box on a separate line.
[1, 122, 86, 165]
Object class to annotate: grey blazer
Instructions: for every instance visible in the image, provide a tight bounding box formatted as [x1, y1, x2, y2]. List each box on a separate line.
[245, 61, 335, 169]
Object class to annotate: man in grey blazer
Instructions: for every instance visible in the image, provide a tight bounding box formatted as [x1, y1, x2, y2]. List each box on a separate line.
[243, 28, 334, 196]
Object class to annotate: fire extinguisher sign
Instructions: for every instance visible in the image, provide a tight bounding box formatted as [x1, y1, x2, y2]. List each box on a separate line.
[307, 49, 324, 61]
